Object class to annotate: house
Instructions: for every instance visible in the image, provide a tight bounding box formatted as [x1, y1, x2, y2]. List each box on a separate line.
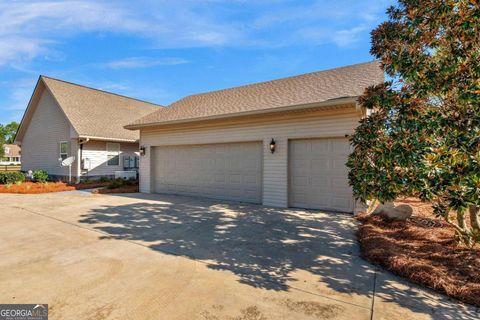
[14, 76, 161, 181]
[1, 144, 21, 165]
[126, 61, 384, 214]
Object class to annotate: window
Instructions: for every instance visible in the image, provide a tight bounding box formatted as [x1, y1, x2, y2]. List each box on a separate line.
[107, 143, 120, 166]
[60, 141, 69, 160]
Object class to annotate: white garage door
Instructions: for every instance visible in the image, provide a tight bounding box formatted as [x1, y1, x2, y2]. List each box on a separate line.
[289, 138, 354, 213]
[153, 142, 263, 203]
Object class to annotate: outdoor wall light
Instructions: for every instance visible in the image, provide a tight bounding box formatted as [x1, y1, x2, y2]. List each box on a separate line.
[269, 138, 276, 154]
[139, 146, 146, 156]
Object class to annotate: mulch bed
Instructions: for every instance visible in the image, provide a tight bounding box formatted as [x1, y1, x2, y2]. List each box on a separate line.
[357, 198, 480, 307]
[0, 181, 110, 194]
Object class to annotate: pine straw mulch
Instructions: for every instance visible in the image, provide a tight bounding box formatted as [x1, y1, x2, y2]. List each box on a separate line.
[357, 198, 480, 307]
[0, 181, 110, 194]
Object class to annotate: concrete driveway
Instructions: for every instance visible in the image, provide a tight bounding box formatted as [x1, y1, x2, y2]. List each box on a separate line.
[0, 192, 477, 319]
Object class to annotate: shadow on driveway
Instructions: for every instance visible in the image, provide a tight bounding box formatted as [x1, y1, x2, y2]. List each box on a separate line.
[78, 193, 477, 319]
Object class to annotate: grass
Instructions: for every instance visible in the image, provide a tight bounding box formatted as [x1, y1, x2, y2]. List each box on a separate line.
[357, 198, 480, 307]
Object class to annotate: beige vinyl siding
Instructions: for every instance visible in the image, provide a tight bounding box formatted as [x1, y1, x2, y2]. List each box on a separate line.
[21, 90, 74, 176]
[81, 140, 138, 177]
[139, 105, 361, 208]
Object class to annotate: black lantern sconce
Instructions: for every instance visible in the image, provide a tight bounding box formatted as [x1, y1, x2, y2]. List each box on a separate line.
[139, 146, 146, 156]
[269, 138, 276, 154]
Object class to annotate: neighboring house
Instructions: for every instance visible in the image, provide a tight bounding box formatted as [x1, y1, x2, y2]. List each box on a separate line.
[1, 144, 21, 165]
[14, 76, 161, 181]
[126, 61, 383, 214]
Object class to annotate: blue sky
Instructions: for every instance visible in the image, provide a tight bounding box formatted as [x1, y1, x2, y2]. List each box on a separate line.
[0, 0, 394, 124]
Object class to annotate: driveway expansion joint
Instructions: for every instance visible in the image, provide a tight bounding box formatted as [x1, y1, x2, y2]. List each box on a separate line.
[9, 204, 372, 311]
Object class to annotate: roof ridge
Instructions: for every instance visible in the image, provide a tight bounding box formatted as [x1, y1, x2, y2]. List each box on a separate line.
[172, 60, 379, 104]
[40, 75, 164, 107]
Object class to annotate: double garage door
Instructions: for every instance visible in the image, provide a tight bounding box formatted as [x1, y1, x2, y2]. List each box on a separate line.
[153, 142, 263, 203]
[153, 138, 353, 212]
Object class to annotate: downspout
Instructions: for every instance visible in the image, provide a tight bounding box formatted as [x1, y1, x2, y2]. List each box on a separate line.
[76, 138, 89, 183]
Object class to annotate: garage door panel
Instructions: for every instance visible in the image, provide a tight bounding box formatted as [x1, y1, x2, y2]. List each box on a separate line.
[289, 138, 353, 213]
[332, 177, 349, 188]
[332, 198, 353, 212]
[310, 177, 331, 191]
[290, 141, 310, 155]
[332, 141, 351, 154]
[291, 159, 309, 174]
[154, 142, 262, 203]
[229, 174, 242, 184]
[214, 174, 226, 183]
[310, 140, 330, 154]
[243, 174, 258, 185]
[291, 175, 309, 187]
[311, 158, 332, 173]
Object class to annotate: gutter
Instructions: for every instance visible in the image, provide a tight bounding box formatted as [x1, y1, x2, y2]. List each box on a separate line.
[77, 135, 138, 143]
[124, 96, 359, 130]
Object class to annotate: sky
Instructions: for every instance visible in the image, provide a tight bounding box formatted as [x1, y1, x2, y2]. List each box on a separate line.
[0, 0, 394, 124]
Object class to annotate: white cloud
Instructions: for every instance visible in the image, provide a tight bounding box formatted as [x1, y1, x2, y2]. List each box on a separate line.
[333, 26, 369, 47]
[0, 0, 248, 66]
[0, 0, 393, 67]
[0, 1, 148, 34]
[101, 57, 190, 69]
[0, 1, 151, 66]
[252, 0, 391, 47]
[0, 37, 48, 66]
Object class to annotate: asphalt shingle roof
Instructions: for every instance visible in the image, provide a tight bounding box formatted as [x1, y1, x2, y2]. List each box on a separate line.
[42, 77, 162, 141]
[3, 144, 20, 157]
[127, 61, 383, 128]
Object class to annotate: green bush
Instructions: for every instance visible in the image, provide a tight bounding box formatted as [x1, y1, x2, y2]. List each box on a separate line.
[106, 178, 138, 189]
[107, 178, 126, 189]
[98, 176, 111, 183]
[0, 172, 25, 184]
[33, 170, 49, 183]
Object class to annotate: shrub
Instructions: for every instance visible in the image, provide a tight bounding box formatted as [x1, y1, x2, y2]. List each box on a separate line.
[32, 170, 49, 183]
[126, 178, 138, 186]
[0, 172, 25, 185]
[99, 176, 111, 183]
[106, 178, 138, 189]
[108, 178, 126, 189]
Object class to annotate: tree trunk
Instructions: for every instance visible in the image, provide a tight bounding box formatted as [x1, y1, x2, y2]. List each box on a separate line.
[470, 205, 480, 232]
[457, 211, 467, 230]
[455, 211, 472, 246]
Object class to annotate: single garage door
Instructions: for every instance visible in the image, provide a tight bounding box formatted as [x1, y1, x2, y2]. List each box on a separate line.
[289, 138, 354, 213]
[153, 142, 263, 203]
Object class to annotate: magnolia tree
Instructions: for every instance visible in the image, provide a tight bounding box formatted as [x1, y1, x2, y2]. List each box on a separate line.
[347, 0, 480, 245]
